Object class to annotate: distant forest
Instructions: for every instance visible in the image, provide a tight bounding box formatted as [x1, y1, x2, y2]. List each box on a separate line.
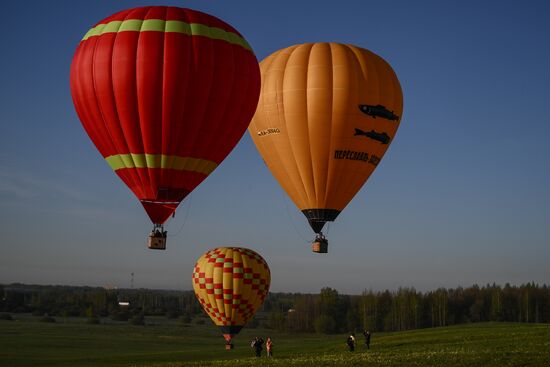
[2, 283, 549, 333]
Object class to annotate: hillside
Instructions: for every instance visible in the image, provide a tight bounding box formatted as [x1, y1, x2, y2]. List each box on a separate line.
[1, 315, 549, 366]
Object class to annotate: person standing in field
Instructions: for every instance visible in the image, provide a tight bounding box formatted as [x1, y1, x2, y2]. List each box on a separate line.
[253, 336, 264, 357]
[363, 330, 371, 349]
[266, 337, 273, 357]
[346, 333, 356, 351]
[251, 337, 259, 357]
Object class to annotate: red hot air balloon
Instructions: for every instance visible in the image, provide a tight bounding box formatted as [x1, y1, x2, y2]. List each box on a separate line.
[70, 6, 261, 249]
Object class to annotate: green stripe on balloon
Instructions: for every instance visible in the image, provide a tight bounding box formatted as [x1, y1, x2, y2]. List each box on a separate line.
[119, 19, 142, 32]
[81, 19, 252, 51]
[166, 20, 191, 34]
[105, 154, 218, 175]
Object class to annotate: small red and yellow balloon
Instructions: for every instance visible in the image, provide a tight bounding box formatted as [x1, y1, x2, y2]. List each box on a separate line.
[192, 247, 270, 348]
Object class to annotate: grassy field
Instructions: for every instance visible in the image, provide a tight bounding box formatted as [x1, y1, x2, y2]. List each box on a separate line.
[1, 314, 549, 367]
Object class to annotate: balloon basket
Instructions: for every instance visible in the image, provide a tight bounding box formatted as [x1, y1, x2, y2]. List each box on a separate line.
[148, 227, 167, 250]
[312, 237, 328, 253]
[225, 343, 234, 350]
[148, 224, 167, 250]
[148, 235, 166, 250]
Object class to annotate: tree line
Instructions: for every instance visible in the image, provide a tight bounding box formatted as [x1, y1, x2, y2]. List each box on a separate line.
[1, 283, 549, 333]
[0, 284, 202, 322]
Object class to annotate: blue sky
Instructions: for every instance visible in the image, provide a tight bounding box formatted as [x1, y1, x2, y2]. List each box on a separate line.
[0, 0, 549, 293]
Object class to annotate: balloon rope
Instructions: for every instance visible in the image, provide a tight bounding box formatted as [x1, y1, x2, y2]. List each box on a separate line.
[280, 189, 310, 244]
[168, 194, 192, 237]
[324, 222, 331, 236]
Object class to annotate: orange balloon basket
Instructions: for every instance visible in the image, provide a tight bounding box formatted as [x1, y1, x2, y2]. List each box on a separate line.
[312, 237, 328, 253]
[225, 343, 234, 350]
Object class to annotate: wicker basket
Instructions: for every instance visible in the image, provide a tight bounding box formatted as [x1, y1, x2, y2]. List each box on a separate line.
[148, 235, 166, 250]
[312, 240, 328, 253]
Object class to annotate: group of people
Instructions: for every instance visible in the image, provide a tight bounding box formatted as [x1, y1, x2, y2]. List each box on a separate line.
[251, 336, 273, 357]
[346, 330, 371, 352]
[250, 331, 368, 356]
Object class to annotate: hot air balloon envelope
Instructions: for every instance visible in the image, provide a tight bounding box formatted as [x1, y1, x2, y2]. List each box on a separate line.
[70, 6, 261, 244]
[248, 42, 403, 252]
[192, 247, 271, 347]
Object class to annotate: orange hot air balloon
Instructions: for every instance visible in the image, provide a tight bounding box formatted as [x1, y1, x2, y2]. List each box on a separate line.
[248, 43, 403, 253]
[192, 247, 270, 349]
[70, 6, 260, 249]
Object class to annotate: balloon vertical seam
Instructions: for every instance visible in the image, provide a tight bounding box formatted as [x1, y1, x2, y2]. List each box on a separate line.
[284, 45, 314, 206]
[127, 9, 148, 196]
[194, 16, 234, 171]
[266, 48, 305, 205]
[189, 17, 215, 178]
[159, 6, 168, 189]
[109, 14, 145, 197]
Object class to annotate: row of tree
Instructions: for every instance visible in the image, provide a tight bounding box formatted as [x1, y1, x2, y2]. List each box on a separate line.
[263, 283, 550, 333]
[2, 283, 549, 333]
[0, 284, 202, 320]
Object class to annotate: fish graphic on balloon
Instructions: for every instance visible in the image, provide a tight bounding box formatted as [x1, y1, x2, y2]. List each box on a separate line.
[358, 104, 400, 121]
[353, 129, 391, 144]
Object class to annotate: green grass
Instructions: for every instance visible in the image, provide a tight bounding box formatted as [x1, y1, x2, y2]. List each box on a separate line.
[1, 315, 549, 366]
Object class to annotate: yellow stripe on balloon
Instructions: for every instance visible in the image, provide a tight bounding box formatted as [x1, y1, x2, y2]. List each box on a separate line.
[105, 154, 218, 175]
[81, 19, 252, 52]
